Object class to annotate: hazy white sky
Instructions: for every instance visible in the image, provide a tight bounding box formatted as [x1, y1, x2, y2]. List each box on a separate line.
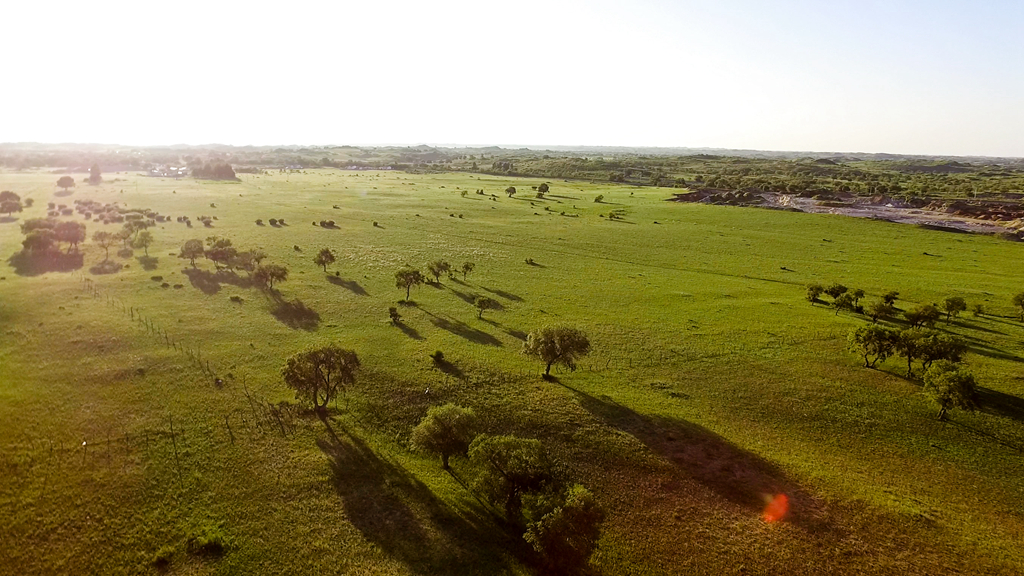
[2, 0, 1022, 156]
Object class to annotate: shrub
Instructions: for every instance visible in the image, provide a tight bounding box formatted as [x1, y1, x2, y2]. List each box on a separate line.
[594, 194, 604, 203]
[806, 283, 824, 303]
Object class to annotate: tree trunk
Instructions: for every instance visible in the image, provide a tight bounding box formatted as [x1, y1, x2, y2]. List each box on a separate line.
[545, 363, 552, 376]
[937, 406, 947, 421]
[406, 285, 411, 300]
[442, 453, 450, 469]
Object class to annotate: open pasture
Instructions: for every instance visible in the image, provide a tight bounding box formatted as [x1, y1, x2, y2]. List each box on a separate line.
[2, 169, 1024, 575]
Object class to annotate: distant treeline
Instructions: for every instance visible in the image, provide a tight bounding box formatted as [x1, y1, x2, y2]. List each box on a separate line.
[192, 163, 237, 180]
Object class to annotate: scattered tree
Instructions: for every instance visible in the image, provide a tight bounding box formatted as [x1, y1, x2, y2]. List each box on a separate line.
[23, 229, 56, 252]
[523, 484, 605, 574]
[919, 332, 967, 370]
[833, 293, 856, 315]
[461, 261, 475, 280]
[395, 268, 425, 300]
[923, 361, 978, 421]
[523, 326, 591, 376]
[205, 237, 237, 269]
[314, 247, 336, 272]
[867, 299, 896, 323]
[1, 200, 22, 216]
[942, 296, 967, 321]
[1012, 292, 1024, 321]
[474, 295, 499, 319]
[179, 239, 205, 267]
[254, 263, 288, 290]
[851, 288, 865, 306]
[388, 307, 401, 325]
[882, 290, 900, 306]
[410, 404, 478, 469]
[537, 183, 549, 194]
[427, 260, 451, 283]
[133, 230, 154, 256]
[806, 283, 824, 303]
[282, 345, 360, 412]
[92, 231, 114, 260]
[57, 176, 75, 191]
[848, 325, 897, 368]
[0, 191, 19, 203]
[594, 194, 604, 203]
[88, 163, 102, 185]
[469, 434, 552, 518]
[823, 283, 848, 300]
[505, 186, 517, 198]
[903, 304, 941, 328]
[55, 221, 86, 253]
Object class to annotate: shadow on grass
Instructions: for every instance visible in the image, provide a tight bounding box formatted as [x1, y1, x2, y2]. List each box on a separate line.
[977, 387, 1024, 423]
[572, 388, 831, 532]
[0, 216, 18, 224]
[316, 418, 520, 575]
[89, 259, 122, 275]
[7, 250, 83, 276]
[136, 255, 159, 271]
[182, 268, 253, 295]
[482, 287, 524, 302]
[54, 189, 74, 197]
[394, 321, 424, 341]
[270, 296, 320, 331]
[327, 275, 369, 296]
[432, 356, 465, 380]
[481, 318, 526, 341]
[428, 315, 502, 347]
[949, 318, 1006, 336]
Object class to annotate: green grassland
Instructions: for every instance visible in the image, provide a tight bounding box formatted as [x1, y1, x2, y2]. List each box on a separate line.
[2, 169, 1024, 575]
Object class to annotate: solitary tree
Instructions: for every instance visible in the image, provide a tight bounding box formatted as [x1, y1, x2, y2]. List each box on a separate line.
[410, 404, 478, 469]
[523, 484, 605, 574]
[461, 261, 475, 280]
[523, 326, 591, 376]
[314, 247, 336, 272]
[133, 230, 154, 256]
[1012, 292, 1024, 321]
[395, 268, 425, 300]
[923, 361, 978, 421]
[848, 325, 897, 368]
[57, 176, 75, 191]
[92, 231, 114, 260]
[427, 260, 451, 283]
[179, 239, 205, 267]
[469, 434, 552, 518]
[474, 295, 499, 319]
[505, 186, 517, 198]
[282, 345, 360, 412]
[537, 183, 549, 194]
[254, 263, 289, 290]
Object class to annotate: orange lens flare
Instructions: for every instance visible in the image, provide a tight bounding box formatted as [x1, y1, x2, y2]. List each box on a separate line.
[763, 493, 789, 523]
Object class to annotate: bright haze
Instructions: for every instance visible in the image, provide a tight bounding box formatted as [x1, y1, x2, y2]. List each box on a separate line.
[3, 0, 1022, 157]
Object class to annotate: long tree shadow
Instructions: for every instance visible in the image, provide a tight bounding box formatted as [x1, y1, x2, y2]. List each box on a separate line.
[182, 267, 253, 295]
[482, 287, 524, 302]
[89, 259, 122, 275]
[270, 295, 320, 330]
[327, 275, 369, 296]
[948, 318, 1006, 336]
[393, 321, 425, 341]
[481, 318, 527, 341]
[316, 418, 522, 575]
[429, 316, 502, 347]
[7, 250, 84, 276]
[571, 388, 832, 532]
[977, 387, 1024, 422]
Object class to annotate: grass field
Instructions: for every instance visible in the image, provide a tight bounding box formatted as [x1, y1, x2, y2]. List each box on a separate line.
[2, 168, 1024, 575]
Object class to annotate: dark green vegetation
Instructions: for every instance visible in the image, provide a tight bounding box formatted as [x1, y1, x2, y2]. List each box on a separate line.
[2, 166, 1024, 575]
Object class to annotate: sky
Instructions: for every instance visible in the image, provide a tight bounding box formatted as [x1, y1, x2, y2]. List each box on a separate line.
[2, 0, 1022, 156]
